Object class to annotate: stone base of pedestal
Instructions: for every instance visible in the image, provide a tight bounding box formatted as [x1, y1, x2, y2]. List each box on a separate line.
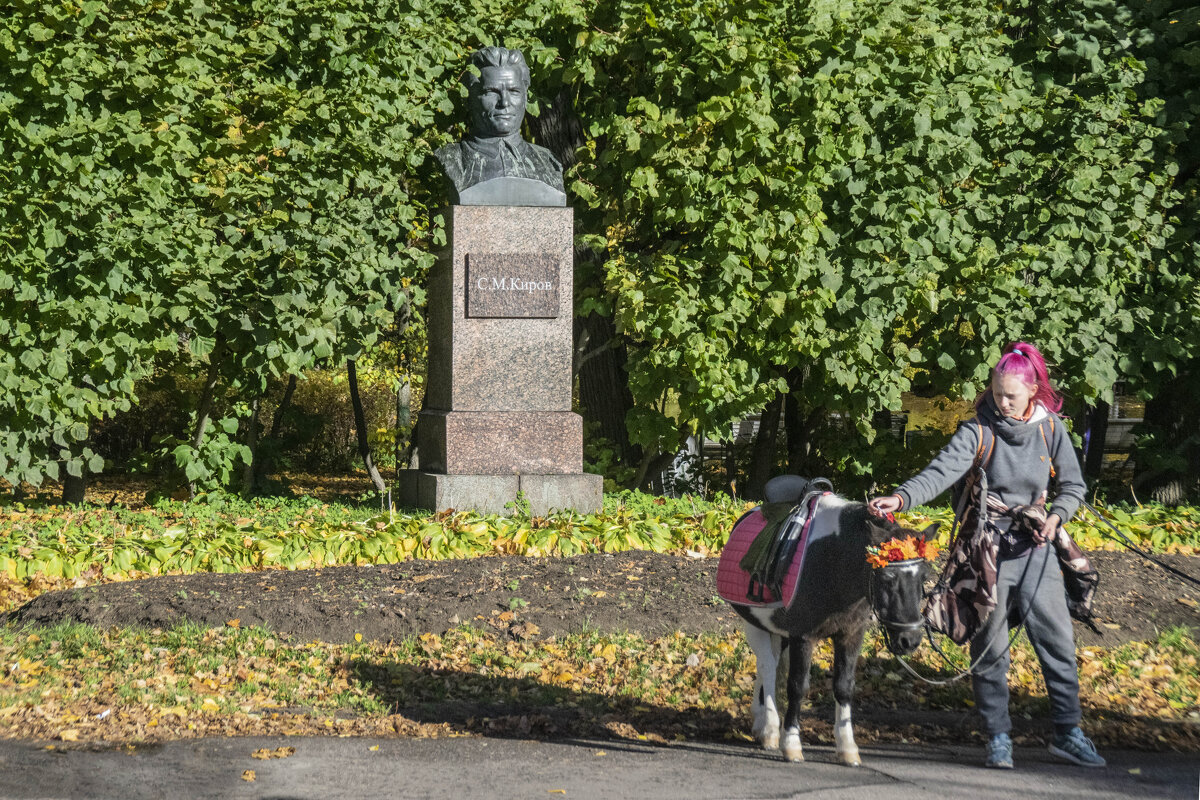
[417, 410, 583, 475]
[397, 471, 602, 515]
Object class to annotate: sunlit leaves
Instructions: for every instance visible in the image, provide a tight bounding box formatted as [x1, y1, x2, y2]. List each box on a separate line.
[0, 491, 753, 594]
[560, 0, 1191, 473]
[0, 621, 1195, 748]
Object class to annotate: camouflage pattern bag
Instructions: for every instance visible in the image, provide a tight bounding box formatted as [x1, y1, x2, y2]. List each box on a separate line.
[923, 476, 1000, 644]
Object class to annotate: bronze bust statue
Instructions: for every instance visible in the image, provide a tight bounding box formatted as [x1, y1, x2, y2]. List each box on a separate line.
[434, 46, 566, 207]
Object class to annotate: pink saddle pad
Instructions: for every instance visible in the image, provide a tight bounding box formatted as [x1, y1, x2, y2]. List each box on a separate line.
[716, 493, 826, 608]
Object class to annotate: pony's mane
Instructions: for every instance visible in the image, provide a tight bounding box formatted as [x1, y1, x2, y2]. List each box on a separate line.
[837, 501, 902, 546]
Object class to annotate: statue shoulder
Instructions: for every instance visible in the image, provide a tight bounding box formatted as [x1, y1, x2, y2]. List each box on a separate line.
[526, 140, 563, 171]
[433, 141, 465, 169]
[520, 140, 564, 190]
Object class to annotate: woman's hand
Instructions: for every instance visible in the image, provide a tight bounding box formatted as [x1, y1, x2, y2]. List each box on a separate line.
[868, 495, 902, 518]
[1035, 513, 1062, 544]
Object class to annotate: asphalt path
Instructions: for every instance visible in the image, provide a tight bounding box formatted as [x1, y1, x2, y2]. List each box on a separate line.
[0, 736, 1195, 800]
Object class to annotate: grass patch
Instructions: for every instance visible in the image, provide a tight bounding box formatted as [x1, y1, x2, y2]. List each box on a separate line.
[1, 622, 1196, 749]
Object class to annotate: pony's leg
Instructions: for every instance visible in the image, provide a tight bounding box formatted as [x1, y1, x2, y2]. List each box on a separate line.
[831, 627, 865, 766]
[781, 636, 814, 762]
[743, 624, 782, 749]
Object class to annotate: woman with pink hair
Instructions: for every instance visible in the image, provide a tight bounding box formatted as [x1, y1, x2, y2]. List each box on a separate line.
[869, 343, 1103, 770]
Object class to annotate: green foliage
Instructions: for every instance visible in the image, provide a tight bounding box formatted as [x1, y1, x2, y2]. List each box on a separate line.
[1, 0, 1195, 490]
[559, 0, 1189, 473]
[0, 491, 753, 584]
[900, 500, 1200, 553]
[0, 0, 461, 488]
[1, 492, 1194, 588]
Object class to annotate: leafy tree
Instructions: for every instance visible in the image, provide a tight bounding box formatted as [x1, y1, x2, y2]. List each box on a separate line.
[558, 0, 1185, 492]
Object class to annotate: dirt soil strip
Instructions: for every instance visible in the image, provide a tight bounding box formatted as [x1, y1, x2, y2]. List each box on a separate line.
[6, 550, 1200, 646]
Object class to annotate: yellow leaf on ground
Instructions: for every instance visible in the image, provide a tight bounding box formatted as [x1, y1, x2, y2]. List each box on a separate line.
[242, 770, 256, 782]
[58, 730, 79, 742]
[253, 746, 296, 760]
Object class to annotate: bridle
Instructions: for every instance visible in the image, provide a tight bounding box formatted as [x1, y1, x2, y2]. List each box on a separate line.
[890, 543, 1047, 686]
[868, 558, 928, 656]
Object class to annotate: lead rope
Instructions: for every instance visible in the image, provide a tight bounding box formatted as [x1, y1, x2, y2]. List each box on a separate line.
[1081, 500, 1200, 589]
[889, 469, 1048, 685]
[892, 543, 1048, 685]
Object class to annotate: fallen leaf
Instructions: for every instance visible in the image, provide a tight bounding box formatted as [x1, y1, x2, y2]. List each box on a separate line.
[252, 747, 295, 760]
[242, 770, 256, 782]
[1175, 597, 1197, 609]
[58, 730, 79, 742]
[227, 619, 240, 629]
[354, 633, 362, 643]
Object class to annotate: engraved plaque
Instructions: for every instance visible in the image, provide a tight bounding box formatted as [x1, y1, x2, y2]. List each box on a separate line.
[466, 253, 560, 318]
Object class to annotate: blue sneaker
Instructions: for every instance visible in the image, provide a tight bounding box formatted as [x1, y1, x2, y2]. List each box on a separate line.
[1048, 727, 1106, 768]
[985, 732, 1013, 769]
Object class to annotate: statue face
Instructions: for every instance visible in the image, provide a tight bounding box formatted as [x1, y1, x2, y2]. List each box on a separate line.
[469, 66, 527, 138]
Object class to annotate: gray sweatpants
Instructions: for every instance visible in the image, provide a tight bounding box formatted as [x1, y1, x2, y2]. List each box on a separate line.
[969, 544, 1082, 735]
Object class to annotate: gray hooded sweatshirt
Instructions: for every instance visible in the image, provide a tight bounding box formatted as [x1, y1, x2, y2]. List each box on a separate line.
[893, 394, 1087, 550]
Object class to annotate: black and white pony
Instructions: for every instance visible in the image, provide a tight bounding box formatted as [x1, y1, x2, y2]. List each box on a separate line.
[727, 478, 936, 766]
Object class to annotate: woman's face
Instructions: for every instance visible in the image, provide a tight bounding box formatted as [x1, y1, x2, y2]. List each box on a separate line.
[992, 372, 1038, 419]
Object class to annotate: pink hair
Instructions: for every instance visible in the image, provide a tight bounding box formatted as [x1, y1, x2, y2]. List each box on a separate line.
[976, 341, 1064, 413]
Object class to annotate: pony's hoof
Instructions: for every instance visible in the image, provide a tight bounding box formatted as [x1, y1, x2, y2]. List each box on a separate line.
[782, 732, 804, 762]
[837, 750, 862, 767]
[761, 734, 780, 751]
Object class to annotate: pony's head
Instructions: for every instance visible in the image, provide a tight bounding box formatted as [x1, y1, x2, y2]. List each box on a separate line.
[864, 516, 940, 655]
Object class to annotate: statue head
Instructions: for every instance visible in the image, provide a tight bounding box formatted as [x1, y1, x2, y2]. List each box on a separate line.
[463, 46, 530, 139]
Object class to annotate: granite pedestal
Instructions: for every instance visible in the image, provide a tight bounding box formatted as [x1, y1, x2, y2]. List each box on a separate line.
[404, 204, 602, 514]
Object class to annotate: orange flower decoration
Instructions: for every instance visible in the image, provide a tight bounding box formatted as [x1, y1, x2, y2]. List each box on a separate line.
[867, 535, 940, 568]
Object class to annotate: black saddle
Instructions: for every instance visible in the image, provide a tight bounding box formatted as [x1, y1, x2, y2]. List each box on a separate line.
[742, 475, 834, 602]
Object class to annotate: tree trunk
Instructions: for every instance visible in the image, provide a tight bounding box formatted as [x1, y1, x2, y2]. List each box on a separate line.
[725, 437, 738, 499]
[348, 360, 388, 503]
[61, 436, 87, 505]
[525, 89, 585, 169]
[241, 395, 261, 496]
[784, 366, 825, 477]
[633, 447, 675, 493]
[392, 296, 414, 482]
[270, 374, 298, 439]
[1082, 399, 1110, 480]
[576, 308, 639, 476]
[250, 374, 297, 488]
[746, 392, 784, 500]
[187, 344, 223, 499]
[1133, 365, 1200, 505]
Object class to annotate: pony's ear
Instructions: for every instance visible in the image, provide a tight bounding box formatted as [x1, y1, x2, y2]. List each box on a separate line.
[920, 522, 941, 540]
[864, 514, 896, 544]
